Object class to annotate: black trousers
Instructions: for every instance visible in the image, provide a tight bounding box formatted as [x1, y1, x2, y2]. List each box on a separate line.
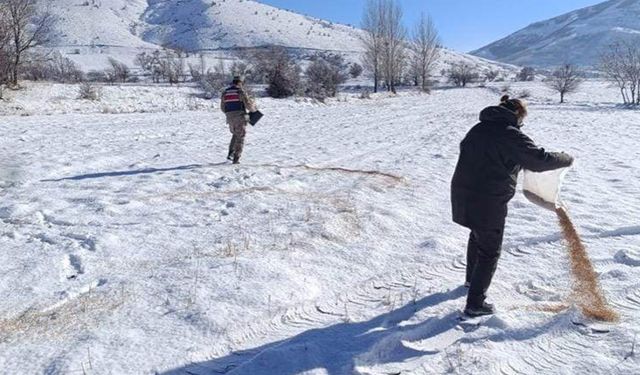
[465, 227, 504, 308]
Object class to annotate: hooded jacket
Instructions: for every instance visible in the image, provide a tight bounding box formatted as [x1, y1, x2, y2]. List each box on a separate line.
[451, 105, 573, 230]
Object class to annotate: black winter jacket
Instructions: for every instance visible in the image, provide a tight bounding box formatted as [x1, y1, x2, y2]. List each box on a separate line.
[451, 105, 573, 230]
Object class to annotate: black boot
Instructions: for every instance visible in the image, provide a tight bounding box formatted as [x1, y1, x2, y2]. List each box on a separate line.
[464, 302, 495, 317]
[232, 155, 240, 164]
[227, 153, 234, 161]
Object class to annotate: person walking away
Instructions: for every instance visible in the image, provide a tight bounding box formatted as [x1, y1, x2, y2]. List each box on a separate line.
[220, 76, 257, 164]
[451, 95, 574, 317]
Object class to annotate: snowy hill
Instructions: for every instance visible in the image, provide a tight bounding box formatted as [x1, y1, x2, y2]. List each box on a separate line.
[42, 0, 516, 75]
[471, 0, 640, 67]
[47, 0, 363, 52]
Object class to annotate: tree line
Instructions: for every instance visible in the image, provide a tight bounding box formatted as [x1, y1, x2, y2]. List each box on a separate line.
[601, 41, 640, 105]
[361, 0, 440, 94]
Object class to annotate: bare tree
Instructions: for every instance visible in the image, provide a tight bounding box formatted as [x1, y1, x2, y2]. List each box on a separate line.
[230, 60, 252, 82]
[380, 0, 406, 93]
[107, 57, 130, 83]
[48, 51, 83, 82]
[174, 48, 187, 83]
[188, 62, 202, 82]
[484, 70, 499, 82]
[3, 0, 55, 86]
[516, 66, 535, 82]
[0, 5, 11, 85]
[600, 41, 640, 105]
[197, 62, 226, 99]
[410, 13, 439, 92]
[360, 0, 384, 93]
[134, 51, 154, 80]
[447, 63, 479, 87]
[21, 51, 83, 82]
[547, 64, 583, 103]
[136, 49, 173, 84]
[601, 45, 629, 104]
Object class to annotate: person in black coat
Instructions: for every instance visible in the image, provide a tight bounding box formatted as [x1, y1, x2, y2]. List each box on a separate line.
[451, 95, 574, 316]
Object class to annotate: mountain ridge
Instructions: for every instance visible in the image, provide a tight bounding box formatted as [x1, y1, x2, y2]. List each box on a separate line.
[47, 0, 364, 52]
[471, 0, 640, 67]
[41, 0, 517, 75]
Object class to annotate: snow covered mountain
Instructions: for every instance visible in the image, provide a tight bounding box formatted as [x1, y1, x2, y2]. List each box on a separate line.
[471, 0, 640, 68]
[47, 0, 363, 52]
[43, 0, 515, 75]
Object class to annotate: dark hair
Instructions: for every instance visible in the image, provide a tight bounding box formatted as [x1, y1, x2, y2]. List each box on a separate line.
[500, 95, 528, 119]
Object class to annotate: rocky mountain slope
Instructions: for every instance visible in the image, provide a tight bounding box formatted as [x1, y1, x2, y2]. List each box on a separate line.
[471, 0, 640, 67]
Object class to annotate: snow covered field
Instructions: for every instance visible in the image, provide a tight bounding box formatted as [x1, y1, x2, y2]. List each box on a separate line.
[1, 81, 639, 374]
[0, 82, 222, 116]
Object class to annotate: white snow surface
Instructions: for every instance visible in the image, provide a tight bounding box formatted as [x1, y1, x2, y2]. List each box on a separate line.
[1, 82, 640, 374]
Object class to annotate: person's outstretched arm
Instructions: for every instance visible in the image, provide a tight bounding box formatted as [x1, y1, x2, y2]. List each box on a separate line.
[505, 127, 574, 172]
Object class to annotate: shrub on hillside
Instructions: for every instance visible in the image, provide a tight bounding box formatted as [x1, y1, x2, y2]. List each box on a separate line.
[86, 71, 107, 82]
[250, 46, 301, 98]
[305, 52, 348, 100]
[484, 70, 499, 82]
[349, 63, 363, 79]
[359, 89, 371, 99]
[78, 82, 101, 101]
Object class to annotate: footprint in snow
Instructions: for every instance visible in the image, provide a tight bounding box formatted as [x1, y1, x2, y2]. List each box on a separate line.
[63, 254, 84, 280]
[65, 233, 97, 252]
[614, 250, 640, 267]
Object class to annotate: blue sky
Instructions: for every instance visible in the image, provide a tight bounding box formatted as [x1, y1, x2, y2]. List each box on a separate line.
[258, 0, 604, 52]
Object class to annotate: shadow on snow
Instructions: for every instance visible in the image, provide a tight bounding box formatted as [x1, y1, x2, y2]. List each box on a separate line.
[161, 287, 468, 375]
[160, 284, 572, 374]
[40, 163, 228, 182]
